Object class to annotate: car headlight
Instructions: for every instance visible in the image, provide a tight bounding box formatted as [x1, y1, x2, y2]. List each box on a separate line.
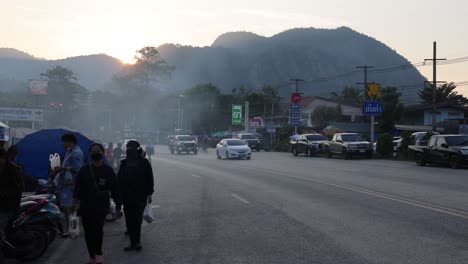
[460, 149, 468, 155]
[348, 145, 356, 149]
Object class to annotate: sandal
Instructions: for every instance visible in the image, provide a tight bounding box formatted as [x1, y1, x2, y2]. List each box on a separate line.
[95, 256, 104, 264]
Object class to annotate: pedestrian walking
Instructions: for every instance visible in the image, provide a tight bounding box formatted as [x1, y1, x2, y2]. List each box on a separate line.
[73, 143, 120, 264]
[105, 143, 114, 168]
[145, 144, 154, 162]
[53, 133, 84, 236]
[112, 143, 124, 168]
[118, 140, 154, 251]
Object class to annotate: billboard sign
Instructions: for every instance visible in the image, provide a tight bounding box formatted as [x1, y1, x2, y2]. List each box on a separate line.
[249, 116, 264, 128]
[29, 80, 48, 95]
[0, 107, 43, 122]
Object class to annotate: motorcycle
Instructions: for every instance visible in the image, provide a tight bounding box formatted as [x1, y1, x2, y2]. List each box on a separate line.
[1, 198, 52, 261]
[20, 194, 64, 244]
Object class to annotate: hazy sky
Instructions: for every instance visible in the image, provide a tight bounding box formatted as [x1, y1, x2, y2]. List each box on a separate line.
[2, 0, 467, 93]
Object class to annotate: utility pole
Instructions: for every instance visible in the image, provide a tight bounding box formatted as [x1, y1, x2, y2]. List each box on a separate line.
[289, 79, 304, 134]
[425, 42, 446, 132]
[357, 65, 374, 143]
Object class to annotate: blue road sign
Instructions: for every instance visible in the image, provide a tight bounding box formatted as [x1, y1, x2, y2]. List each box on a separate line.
[363, 101, 384, 115]
[290, 104, 303, 126]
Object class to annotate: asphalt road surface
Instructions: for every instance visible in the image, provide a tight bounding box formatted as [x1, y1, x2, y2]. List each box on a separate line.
[25, 146, 468, 264]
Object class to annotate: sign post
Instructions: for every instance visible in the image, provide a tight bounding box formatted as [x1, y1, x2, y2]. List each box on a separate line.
[232, 105, 243, 126]
[363, 83, 382, 144]
[29, 80, 48, 129]
[290, 93, 302, 134]
[290, 104, 303, 127]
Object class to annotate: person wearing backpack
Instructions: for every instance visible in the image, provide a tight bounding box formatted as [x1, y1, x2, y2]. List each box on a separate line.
[118, 140, 154, 252]
[73, 143, 120, 264]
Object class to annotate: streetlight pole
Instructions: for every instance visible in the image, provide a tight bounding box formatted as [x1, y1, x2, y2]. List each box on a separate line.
[178, 95, 184, 129]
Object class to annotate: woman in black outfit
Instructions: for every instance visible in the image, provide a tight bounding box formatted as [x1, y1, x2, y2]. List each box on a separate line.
[118, 140, 154, 251]
[74, 143, 120, 264]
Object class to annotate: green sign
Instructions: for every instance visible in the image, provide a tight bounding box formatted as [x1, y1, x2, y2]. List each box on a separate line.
[232, 105, 243, 125]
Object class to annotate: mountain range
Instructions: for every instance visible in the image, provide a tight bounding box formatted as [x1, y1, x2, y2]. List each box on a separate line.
[0, 27, 426, 103]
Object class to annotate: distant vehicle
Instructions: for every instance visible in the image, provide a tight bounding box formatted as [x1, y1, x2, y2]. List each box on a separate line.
[411, 134, 468, 169]
[373, 137, 402, 153]
[327, 133, 373, 159]
[169, 135, 198, 155]
[238, 133, 261, 151]
[216, 139, 251, 160]
[290, 134, 329, 157]
[412, 132, 440, 146]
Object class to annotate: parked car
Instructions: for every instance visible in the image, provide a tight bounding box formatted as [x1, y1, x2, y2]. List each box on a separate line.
[327, 133, 373, 159]
[290, 134, 329, 157]
[238, 133, 262, 151]
[216, 139, 252, 160]
[373, 137, 402, 153]
[411, 134, 468, 169]
[169, 135, 198, 155]
[412, 131, 440, 146]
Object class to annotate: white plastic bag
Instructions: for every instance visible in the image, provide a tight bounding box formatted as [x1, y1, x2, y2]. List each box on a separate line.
[143, 204, 154, 224]
[69, 211, 80, 239]
[49, 153, 61, 169]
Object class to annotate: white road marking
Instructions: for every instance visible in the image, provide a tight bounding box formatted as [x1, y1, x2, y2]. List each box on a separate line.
[191, 174, 201, 178]
[158, 155, 468, 220]
[151, 205, 161, 208]
[231, 193, 250, 204]
[241, 166, 468, 220]
[343, 169, 361, 172]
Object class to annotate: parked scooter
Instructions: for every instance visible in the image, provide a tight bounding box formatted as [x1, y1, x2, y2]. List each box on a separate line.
[1, 199, 52, 261]
[20, 194, 64, 244]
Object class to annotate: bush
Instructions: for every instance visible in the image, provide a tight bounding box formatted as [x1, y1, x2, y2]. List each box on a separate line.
[323, 127, 345, 139]
[273, 138, 291, 152]
[377, 134, 394, 157]
[399, 131, 415, 158]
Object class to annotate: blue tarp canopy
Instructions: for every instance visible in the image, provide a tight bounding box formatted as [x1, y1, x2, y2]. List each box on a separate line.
[16, 129, 95, 179]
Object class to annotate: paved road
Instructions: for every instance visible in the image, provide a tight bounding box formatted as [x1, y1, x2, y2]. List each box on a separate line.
[27, 146, 468, 264]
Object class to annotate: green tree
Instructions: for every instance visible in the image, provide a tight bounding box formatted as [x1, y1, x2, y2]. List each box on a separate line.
[114, 46, 174, 95]
[312, 106, 341, 129]
[377, 134, 394, 157]
[330, 86, 363, 105]
[378, 87, 404, 133]
[40, 66, 77, 82]
[418, 82, 468, 106]
[40, 66, 87, 110]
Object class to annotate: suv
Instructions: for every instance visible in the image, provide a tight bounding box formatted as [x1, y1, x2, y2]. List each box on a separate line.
[415, 134, 468, 169]
[291, 134, 329, 157]
[238, 133, 262, 151]
[169, 135, 199, 155]
[328, 133, 373, 159]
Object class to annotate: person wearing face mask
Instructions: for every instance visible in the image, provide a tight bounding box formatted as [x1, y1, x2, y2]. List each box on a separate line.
[53, 133, 84, 237]
[74, 143, 120, 264]
[118, 140, 154, 252]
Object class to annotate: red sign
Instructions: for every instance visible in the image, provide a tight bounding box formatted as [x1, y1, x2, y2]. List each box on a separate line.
[291, 93, 301, 104]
